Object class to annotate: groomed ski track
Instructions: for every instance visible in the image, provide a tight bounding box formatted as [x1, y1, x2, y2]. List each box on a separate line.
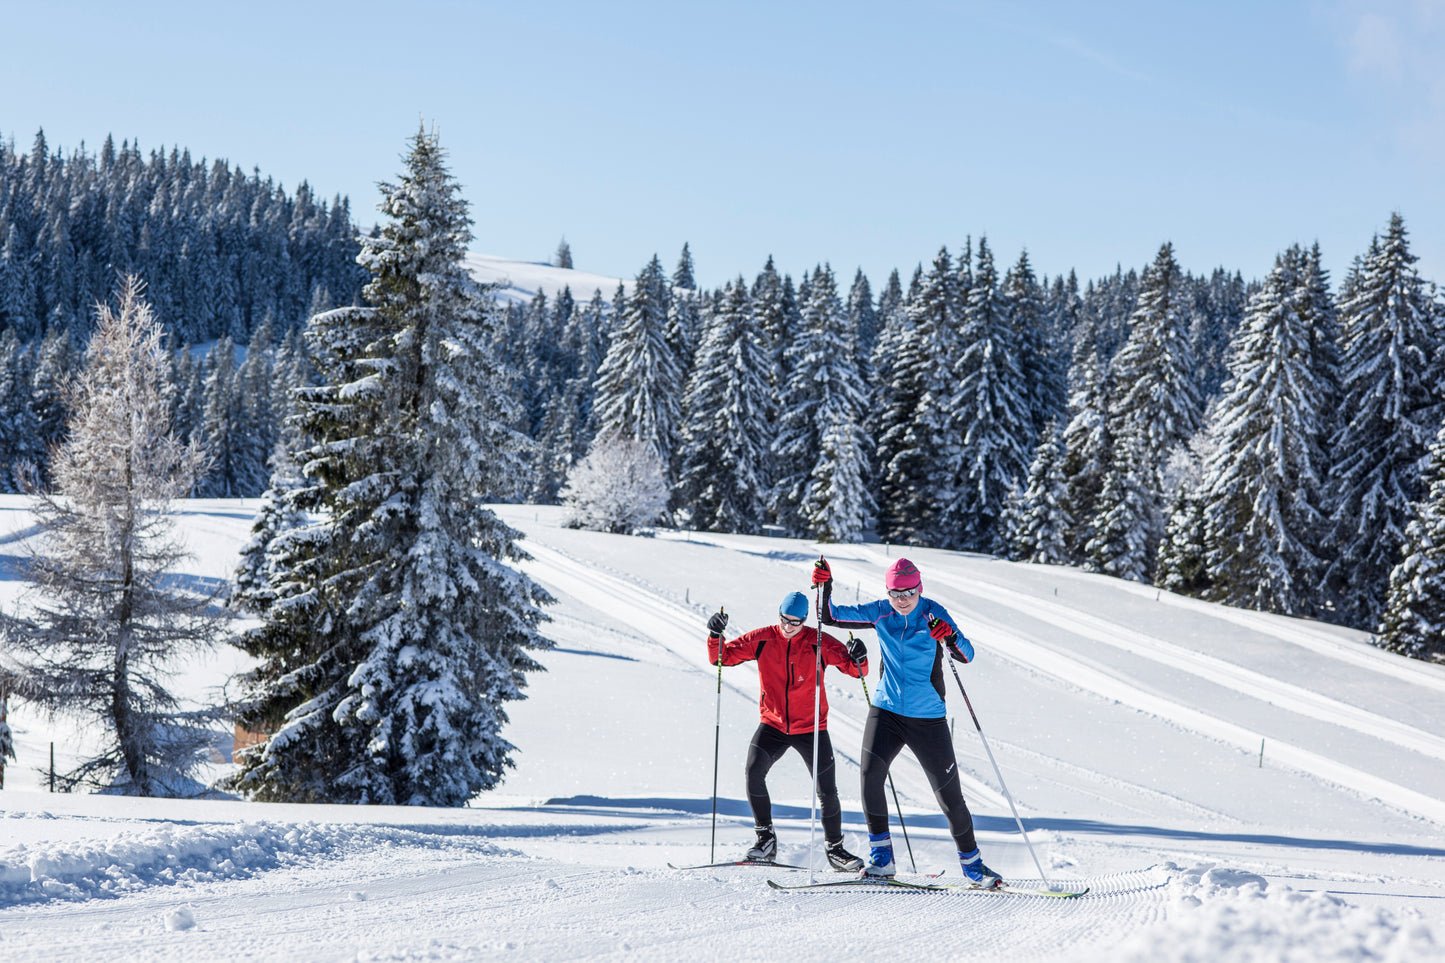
[518, 528, 1445, 826]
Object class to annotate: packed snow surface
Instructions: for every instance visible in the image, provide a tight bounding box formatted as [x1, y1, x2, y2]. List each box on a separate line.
[0, 497, 1442, 961]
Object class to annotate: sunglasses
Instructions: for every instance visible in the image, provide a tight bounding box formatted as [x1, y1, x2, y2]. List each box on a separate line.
[887, 587, 920, 600]
[779, 615, 805, 627]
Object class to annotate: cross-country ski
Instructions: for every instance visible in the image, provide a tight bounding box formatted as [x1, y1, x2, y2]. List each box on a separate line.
[668, 859, 811, 871]
[766, 877, 1090, 898]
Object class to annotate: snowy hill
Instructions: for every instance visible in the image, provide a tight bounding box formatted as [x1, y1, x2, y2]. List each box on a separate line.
[464, 253, 633, 305]
[1, 497, 1442, 960]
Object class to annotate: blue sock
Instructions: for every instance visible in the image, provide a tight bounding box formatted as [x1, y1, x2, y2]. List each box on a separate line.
[959, 848, 980, 864]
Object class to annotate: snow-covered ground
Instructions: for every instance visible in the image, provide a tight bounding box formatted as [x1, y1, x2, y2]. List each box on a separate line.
[1, 496, 1442, 961]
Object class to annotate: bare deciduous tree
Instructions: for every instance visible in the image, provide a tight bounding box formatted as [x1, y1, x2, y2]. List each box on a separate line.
[4, 276, 229, 796]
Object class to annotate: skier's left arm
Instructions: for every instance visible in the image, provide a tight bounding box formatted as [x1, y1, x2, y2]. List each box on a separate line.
[819, 630, 867, 679]
[926, 604, 974, 663]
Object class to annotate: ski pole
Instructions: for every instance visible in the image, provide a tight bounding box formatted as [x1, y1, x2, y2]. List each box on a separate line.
[808, 581, 823, 883]
[853, 636, 916, 874]
[934, 625, 1052, 887]
[710, 607, 724, 865]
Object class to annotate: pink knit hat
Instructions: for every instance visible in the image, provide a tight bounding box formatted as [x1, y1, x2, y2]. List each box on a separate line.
[884, 558, 921, 591]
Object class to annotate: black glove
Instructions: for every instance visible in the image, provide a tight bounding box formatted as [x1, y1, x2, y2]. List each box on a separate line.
[844, 634, 867, 666]
[707, 610, 728, 637]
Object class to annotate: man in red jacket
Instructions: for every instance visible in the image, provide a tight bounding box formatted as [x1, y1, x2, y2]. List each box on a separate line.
[707, 591, 868, 871]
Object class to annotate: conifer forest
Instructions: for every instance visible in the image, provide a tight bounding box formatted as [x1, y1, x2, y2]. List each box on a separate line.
[2, 127, 1442, 671]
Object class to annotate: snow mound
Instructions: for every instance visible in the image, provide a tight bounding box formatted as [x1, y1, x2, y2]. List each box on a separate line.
[163, 906, 197, 931]
[0, 820, 514, 907]
[1112, 862, 1443, 961]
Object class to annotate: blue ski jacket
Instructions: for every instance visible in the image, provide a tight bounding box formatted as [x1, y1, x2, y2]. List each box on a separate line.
[823, 589, 973, 719]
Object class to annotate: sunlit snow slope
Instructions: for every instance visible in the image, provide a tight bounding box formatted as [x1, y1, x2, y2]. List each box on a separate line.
[464, 253, 631, 305]
[0, 498, 1441, 961]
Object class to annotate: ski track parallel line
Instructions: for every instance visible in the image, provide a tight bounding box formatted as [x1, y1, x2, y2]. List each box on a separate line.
[958, 607, 1445, 826]
[936, 572, 1445, 762]
[831, 546, 1445, 763]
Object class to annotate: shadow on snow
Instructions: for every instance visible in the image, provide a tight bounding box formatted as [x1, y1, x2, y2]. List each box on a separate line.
[540, 795, 1445, 859]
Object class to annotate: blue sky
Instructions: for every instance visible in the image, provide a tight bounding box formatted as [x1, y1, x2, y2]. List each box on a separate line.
[5, 1, 1442, 292]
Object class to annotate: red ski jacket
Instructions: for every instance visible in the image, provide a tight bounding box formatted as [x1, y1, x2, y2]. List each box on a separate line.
[707, 625, 866, 734]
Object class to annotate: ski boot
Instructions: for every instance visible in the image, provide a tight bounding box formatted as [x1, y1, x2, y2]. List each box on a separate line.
[825, 839, 863, 872]
[960, 848, 1003, 888]
[745, 825, 777, 863]
[861, 832, 895, 877]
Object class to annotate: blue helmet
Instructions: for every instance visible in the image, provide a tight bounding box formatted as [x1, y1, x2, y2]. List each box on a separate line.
[779, 591, 809, 621]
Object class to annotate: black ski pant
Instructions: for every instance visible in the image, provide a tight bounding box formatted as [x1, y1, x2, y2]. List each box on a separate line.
[745, 723, 844, 843]
[860, 706, 977, 854]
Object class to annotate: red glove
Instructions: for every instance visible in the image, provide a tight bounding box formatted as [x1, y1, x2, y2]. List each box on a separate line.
[927, 614, 954, 642]
[811, 557, 832, 586]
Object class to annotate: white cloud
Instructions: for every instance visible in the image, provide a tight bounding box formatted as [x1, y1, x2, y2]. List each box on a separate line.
[1334, 0, 1445, 155]
[1345, 12, 1406, 80]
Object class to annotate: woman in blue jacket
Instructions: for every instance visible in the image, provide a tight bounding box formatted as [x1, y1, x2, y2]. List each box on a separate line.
[814, 555, 1003, 888]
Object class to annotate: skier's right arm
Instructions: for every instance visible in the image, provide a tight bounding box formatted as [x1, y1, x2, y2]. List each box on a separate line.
[707, 614, 764, 667]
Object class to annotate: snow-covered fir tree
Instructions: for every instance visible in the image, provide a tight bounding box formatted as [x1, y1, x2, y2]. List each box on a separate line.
[947, 237, 1032, 554]
[0, 327, 40, 491]
[773, 264, 874, 541]
[1326, 214, 1443, 628]
[875, 267, 904, 337]
[676, 279, 771, 533]
[1154, 425, 1216, 596]
[1095, 242, 1201, 579]
[0, 682, 13, 788]
[1002, 249, 1064, 438]
[236, 316, 281, 487]
[228, 127, 551, 806]
[30, 326, 77, 478]
[955, 237, 974, 301]
[1156, 484, 1209, 596]
[1196, 248, 1332, 615]
[673, 242, 696, 290]
[1058, 283, 1114, 565]
[804, 407, 875, 542]
[874, 247, 957, 545]
[196, 337, 264, 497]
[1086, 431, 1155, 582]
[592, 255, 684, 475]
[554, 237, 573, 269]
[540, 288, 609, 491]
[1294, 244, 1342, 448]
[231, 326, 315, 614]
[1188, 268, 1249, 401]
[2, 276, 221, 795]
[525, 288, 601, 504]
[1007, 422, 1072, 565]
[1377, 416, 1445, 662]
[749, 257, 791, 408]
[667, 288, 703, 371]
[848, 268, 878, 374]
[164, 344, 200, 450]
[230, 444, 307, 616]
[1045, 270, 1084, 354]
